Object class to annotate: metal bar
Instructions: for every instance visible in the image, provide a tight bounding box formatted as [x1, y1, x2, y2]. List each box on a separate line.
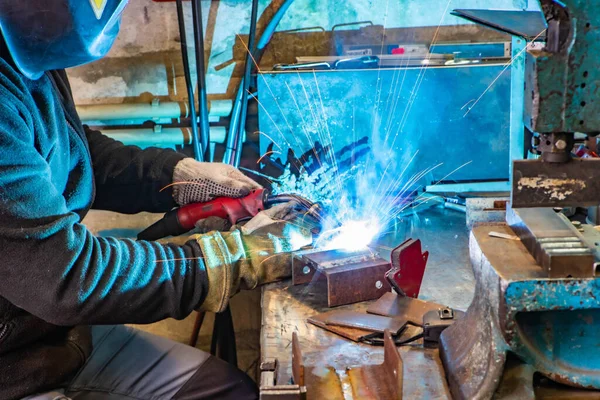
[175, 0, 203, 161]
[426, 181, 510, 193]
[191, 0, 211, 161]
[512, 158, 600, 207]
[506, 207, 595, 277]
[188, 311, 205, 347]
[229, 0, 259, 167]
[101, 126, 229, 149]
[76, 100, 232, 122]
[510, 36, 526, 170]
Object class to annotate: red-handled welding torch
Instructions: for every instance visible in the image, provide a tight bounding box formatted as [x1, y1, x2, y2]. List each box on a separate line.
[137, 188, 324, 241]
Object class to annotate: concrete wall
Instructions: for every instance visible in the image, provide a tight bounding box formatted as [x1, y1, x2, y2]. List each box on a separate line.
[67, 0, 537, 105]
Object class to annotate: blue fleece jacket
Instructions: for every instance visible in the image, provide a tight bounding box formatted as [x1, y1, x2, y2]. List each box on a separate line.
[0, 58, 208, 398]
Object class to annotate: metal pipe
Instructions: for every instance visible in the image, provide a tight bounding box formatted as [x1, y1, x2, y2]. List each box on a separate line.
[256, 0, 296, 51]
[176, 0, 203, 161]
[102, 126, 233, 149]
[76, 100, 233, 122]
[224, 0, 259, 166]
[191, 0, 211, 161]
[223, 0, 295, 166]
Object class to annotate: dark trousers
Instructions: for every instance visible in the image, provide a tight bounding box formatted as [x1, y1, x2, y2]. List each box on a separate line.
[23, 325, 258, 400]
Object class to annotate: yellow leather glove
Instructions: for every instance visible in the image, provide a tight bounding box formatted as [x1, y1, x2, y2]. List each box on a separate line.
[195, 221, 312, 313]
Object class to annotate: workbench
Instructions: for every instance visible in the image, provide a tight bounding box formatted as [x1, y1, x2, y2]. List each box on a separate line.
[260, 207, 473, 398]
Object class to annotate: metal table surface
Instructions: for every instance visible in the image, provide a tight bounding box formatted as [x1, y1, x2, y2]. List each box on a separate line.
[260, 207, 473, 398]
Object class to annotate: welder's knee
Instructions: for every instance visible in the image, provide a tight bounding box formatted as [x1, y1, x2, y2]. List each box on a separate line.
[172, 355, 259, 400]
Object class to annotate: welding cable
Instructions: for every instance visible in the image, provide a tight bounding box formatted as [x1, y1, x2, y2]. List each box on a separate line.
[191, 0, 211, 161]
[223, 0, 259, 166]
[256, 0, 296, 52]
[175, 0, 203, 161]
[223, 0, 296, 166]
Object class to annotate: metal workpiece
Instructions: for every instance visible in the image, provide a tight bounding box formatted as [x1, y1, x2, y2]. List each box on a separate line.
[524, 1, 600, 134]
[512, 158, 600, 208]
[506, 207, 596, 278]
[440, 224, 600, 400]
[291, 248, 391, 307]
[291, 331, 403, 400]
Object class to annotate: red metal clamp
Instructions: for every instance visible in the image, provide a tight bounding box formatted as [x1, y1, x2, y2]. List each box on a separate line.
[385, 238, 429, 298]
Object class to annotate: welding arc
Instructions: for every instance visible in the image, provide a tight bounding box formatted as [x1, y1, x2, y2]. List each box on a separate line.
[175, 0, 203, 162]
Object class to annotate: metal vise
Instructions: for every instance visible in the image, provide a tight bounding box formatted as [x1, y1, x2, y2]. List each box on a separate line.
[444, 1, 600, 398]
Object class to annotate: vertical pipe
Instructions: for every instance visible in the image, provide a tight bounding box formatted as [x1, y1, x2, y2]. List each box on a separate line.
[509, 37, 526, 174]
[191, 0, 211, 161]
[175, 0, 203, 161]
[224, 0, 259, 166]
[224, 0, 295, 165]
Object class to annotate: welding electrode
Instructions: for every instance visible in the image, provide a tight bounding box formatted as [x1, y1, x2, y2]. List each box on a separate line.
[137, 188, 324, 241]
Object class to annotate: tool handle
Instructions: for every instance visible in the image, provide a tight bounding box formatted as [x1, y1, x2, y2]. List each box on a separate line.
[137, 189, 267, 241]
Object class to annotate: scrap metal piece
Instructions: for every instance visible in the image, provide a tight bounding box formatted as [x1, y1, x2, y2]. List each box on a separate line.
[291, 332, 345, 400]
[386, 239, 429, 298]
[307, 314, 374, 342]
[507, 207, 595, 278]
[346, 331, 404, 400]
[308, 310, 406, 334]
[367, 292, 446, 326]
[512, 159, 600, 208]
[292, 331, 403, 400]
[440, 224, 600, 400]
[292, 249, 391, 307]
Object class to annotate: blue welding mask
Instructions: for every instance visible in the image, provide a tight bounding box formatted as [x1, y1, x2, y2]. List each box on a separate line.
[0, 0, 129, 80]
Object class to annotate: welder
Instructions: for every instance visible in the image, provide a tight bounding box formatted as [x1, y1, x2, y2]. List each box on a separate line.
[0, 1, 310, 399]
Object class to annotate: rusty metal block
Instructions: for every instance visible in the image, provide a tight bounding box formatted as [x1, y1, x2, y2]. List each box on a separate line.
[512, 159, 600, 208]
[292, 249, 391, 307]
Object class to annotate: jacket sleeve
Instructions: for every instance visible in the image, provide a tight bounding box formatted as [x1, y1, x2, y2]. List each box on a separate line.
[85, 126, 186, 214]
[0, 106, 208, 326]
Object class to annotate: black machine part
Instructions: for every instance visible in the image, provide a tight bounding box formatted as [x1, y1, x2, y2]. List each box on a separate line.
[423, 308, 465, 348]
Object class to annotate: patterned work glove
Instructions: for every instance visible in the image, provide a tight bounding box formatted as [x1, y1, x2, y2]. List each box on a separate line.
[172, 158, 262, 206]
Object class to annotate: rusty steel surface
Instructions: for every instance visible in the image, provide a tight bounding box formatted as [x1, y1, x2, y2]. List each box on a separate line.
[324, 257, 391, 307]
[440, 223, 600, 399]
[346, 331, 403, 400]
[367, 292, 448, 326]
[292, 248, 392, 307]
[293, 330, 403, 400]
[308, 309, 406, 334]
[261, 208, 471, 399]
[512, 159, 600, 208]
[507, 207, 595, 278]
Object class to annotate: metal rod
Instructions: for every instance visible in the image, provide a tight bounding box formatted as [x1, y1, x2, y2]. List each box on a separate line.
[189, 311, 206, 347]
[256, 0, 296, 51]
[175, 0, 203, 161]
[191, 0, 211, 161]
[223, 0, 295, 165]
[76, 100, 233, 122]
[224, 0, 259, 166]
[101, 126, 230, 149]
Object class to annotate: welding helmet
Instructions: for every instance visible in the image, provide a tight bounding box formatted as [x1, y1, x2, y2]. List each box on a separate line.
[0, 0, 129, 80]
